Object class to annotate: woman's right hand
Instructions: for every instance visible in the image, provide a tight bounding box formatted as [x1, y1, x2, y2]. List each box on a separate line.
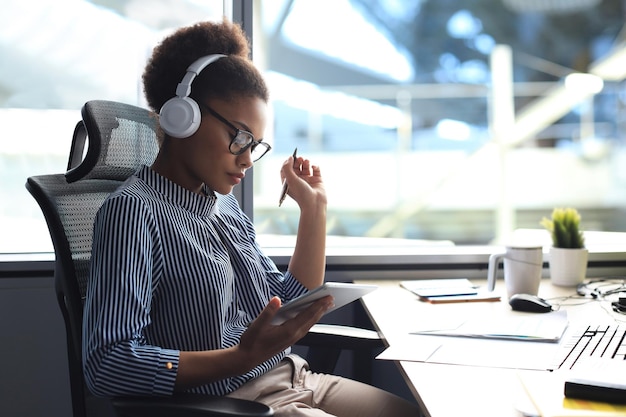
[237, 295, 333, 368]
[174, 295, 332, 391]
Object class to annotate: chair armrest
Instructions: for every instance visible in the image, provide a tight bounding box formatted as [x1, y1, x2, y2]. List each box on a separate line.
[111, 393, 273, 417]
[298, 323, 384, 350]
[296, 324, 385, 378]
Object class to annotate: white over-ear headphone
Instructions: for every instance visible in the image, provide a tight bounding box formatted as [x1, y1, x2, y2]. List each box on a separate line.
[159, 54, 227, 138]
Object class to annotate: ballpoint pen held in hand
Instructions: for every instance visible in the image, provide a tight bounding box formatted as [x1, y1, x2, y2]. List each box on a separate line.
[278, 147, 298, 207]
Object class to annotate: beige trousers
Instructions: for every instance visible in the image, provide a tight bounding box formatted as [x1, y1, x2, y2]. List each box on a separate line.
[227, 354, 421, 417]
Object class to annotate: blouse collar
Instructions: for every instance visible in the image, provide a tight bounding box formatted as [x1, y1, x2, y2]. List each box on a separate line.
[137, 165, 218, 217]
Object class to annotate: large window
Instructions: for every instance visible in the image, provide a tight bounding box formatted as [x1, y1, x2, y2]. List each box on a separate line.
[252, 0, 626, 247]
[0, 0, 225, 253]
[1, 0, 625, 255]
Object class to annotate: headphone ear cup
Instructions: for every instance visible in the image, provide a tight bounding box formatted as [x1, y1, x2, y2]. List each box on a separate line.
[159, 96, 201, 138]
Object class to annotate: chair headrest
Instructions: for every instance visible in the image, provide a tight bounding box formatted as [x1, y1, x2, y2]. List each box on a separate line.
[65, 100, 162, 183]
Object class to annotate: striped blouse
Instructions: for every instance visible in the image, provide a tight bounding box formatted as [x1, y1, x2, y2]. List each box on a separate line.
[82, 166, 308, 397]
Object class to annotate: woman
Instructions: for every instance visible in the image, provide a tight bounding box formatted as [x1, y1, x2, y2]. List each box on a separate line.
[82, 19, 419, 417]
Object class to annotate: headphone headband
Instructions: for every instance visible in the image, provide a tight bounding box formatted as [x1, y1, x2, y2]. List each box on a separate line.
[175, 54, 227, 98]
[159, 54, 227, 138]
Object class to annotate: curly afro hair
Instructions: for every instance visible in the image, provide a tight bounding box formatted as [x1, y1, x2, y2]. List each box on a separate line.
[142, 19, 269, 112]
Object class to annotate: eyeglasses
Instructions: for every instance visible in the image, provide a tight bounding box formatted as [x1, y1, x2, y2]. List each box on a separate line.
[199, 103, 271, 162]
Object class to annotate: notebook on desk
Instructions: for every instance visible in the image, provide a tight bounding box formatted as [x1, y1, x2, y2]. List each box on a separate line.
[400, 279, 501, 303]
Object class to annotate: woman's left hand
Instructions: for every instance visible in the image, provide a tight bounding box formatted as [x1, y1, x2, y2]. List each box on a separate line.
[280, 154, 326, 208]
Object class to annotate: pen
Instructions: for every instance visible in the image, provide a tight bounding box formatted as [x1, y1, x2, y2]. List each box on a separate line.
[278, 147, 298, 207]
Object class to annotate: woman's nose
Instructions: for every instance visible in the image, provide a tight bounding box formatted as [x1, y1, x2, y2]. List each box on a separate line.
[238, 149, 253, 168]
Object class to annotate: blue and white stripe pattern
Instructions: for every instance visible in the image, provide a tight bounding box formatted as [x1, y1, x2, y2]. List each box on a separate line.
[83, 165, 308, 397]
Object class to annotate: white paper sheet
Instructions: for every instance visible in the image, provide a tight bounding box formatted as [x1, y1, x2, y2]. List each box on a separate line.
[412, 310, 569, 342]
[377, 310, 569, 370]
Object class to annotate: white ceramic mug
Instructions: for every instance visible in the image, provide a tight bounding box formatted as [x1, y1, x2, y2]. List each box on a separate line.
[487, 246, 543, 298]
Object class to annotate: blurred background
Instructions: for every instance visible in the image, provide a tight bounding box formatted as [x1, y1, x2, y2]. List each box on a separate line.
[1, 0, 625, 253]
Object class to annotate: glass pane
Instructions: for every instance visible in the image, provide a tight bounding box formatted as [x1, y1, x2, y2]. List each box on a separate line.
[253, 0, 626, 247]
[0, 0, 224, 253]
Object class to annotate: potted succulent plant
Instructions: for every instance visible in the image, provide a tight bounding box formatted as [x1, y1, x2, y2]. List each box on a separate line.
[540, 208, 588, 286]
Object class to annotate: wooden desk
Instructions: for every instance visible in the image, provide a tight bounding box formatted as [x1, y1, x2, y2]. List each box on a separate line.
[356, 279, 620, 417]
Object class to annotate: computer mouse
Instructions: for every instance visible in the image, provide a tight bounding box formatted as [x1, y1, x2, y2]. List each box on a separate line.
[509, 293, 553, 313]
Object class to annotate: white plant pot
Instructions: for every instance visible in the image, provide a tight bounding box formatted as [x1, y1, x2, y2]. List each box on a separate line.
[549, 247, 588, 287]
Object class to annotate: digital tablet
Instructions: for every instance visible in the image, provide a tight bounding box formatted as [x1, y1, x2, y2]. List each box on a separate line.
[271, 282, 378, 325]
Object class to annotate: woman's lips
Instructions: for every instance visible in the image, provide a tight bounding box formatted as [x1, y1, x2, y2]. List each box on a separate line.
[229, 173, 244, 184]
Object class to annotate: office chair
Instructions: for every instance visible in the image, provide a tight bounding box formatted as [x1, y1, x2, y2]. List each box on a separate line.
[26, 100, 382, 417]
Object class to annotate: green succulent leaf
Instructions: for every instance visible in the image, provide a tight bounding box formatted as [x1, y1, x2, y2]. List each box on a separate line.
[540, 207, 585, 249]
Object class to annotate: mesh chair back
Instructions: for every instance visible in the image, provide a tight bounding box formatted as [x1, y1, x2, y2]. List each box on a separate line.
[66, 100, 161, 301]
[67, 100, 161, 182]
[26, 100, 160, 417]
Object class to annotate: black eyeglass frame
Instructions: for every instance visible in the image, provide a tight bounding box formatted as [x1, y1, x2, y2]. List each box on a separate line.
[199, 103, 271, 161]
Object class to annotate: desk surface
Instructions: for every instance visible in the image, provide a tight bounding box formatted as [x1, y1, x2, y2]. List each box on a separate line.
[356, 279, 622, 417]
